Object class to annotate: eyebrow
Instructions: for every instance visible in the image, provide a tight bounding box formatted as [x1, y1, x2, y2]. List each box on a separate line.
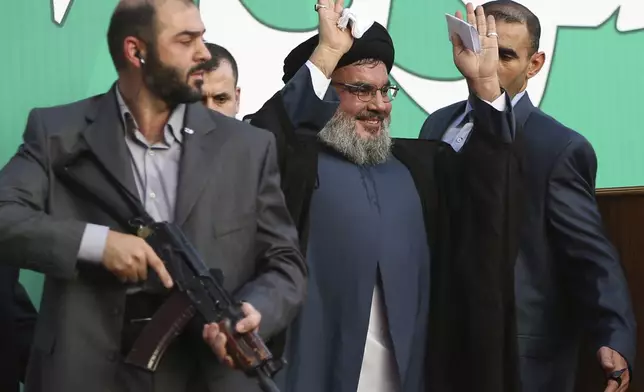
[174, 30, 204, 39]
[349, 81, 392, 88]
[498, 47, 519, 59]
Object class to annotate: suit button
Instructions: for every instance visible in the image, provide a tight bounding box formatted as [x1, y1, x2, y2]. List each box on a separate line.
[111, 307, 121, 316]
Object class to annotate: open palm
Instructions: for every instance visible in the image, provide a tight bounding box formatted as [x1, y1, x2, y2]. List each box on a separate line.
[452, 3, 499, 82]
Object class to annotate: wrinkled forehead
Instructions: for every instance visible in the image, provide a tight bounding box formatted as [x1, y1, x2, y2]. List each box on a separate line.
[333, 61, 390, 85]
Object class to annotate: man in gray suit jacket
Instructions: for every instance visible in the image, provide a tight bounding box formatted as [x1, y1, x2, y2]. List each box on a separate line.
[0, 0, 344, 390]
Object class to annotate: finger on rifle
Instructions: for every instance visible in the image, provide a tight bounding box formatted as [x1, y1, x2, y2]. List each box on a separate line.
[116, 271, 128, 284]
[135, 253, 148, 282]
[465, 3, 476, 27]
[203, 323, 219, 342]
[475, 6, 487, 36]
[214, 331, 228, 361]
[203, 323, 227, 361]
[146, 247, 173, 288]
[223, 355, 235, 369]
[236, 302, 261, 333]
[125, 264, 139, 283]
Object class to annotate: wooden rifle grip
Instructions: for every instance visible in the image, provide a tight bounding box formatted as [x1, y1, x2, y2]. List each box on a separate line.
[220, 319, 273, 372]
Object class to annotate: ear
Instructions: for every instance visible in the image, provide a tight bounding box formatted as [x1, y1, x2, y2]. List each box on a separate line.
[235, 87, 241, 114]
[124, 36, 147, 69]
[527, 51, 545, 80]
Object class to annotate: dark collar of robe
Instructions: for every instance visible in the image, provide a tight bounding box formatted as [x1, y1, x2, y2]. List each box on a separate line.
[246, 91, 524, 392]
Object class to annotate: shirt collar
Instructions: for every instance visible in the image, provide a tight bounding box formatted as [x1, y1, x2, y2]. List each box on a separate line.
[115, 86, 186, 144]
[464, 90, 527, 115]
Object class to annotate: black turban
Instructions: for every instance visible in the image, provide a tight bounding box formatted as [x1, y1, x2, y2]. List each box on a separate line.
[282, 22, 394, 83]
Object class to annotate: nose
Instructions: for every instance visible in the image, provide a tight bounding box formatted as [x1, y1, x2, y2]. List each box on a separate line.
[196, 39, 211, 63]
[368, 90, 388, 112]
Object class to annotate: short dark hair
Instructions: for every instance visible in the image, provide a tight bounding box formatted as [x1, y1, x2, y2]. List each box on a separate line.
[202, 43, 239, 85]
[106, 0, 194, 71]
[482, 0, 541, 54]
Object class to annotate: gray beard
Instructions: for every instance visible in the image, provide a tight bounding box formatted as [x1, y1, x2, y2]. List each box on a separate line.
[318, 111, 392, 165]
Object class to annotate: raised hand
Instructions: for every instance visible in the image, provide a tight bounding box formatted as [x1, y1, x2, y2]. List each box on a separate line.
[317, 0, 353, 55]
[310, 0, 354, 78]
[451, 3, 502, 101]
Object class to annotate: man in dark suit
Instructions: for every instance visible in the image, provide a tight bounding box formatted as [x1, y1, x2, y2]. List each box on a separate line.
[420, 1, 636, 391]
[0, 0, 322, 390]
[241, 2, 523, 392]
[0, 267, 37, 392]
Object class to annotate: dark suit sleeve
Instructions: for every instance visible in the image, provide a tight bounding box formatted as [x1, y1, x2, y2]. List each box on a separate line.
[13, 281, 37, 382]
[468, 93, 514, 143]
[547, 136, 636, 366]
[0, 267, 20, 391]
[246, 64, 340, 138]
[234, 134, 307, 340]
[432, 92, 523, 391]
[0, 110, 86, 279]
[279, 64, 340, 131]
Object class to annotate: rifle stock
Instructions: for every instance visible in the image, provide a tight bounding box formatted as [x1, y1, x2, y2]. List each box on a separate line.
[124, 219, 284, 392]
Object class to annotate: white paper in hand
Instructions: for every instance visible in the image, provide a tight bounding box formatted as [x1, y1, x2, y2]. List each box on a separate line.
[445, 14, 481, 53]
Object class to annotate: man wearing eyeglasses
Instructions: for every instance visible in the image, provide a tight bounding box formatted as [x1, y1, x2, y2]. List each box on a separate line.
[242, 2, 523, 392]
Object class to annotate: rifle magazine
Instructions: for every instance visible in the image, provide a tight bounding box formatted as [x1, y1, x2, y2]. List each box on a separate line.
[124, 291, 196, 372]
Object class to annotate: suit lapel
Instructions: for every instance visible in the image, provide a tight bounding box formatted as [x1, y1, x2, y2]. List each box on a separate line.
[513, 92, 535, 130]
[174, 103, 232, 226]
[81, 85, 140, 203]
[429, 93, 534, 141]
[56, 86, 144, 226]
[62, 91, 236, 226]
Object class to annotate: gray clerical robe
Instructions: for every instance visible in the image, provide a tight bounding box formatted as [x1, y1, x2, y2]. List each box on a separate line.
[277, 149, 430, 392]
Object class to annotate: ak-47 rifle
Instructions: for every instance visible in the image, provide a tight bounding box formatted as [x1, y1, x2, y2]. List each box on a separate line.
[124, 218, 284, 392]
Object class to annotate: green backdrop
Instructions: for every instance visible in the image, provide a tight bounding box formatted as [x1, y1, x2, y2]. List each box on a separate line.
[2, 0, 643, 306]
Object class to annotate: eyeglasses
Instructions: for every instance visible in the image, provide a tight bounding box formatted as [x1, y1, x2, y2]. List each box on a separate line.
[332, 82, 399, 103]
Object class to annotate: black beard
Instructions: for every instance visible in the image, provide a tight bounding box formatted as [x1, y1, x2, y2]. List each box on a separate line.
[142, 45, 203, 107]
